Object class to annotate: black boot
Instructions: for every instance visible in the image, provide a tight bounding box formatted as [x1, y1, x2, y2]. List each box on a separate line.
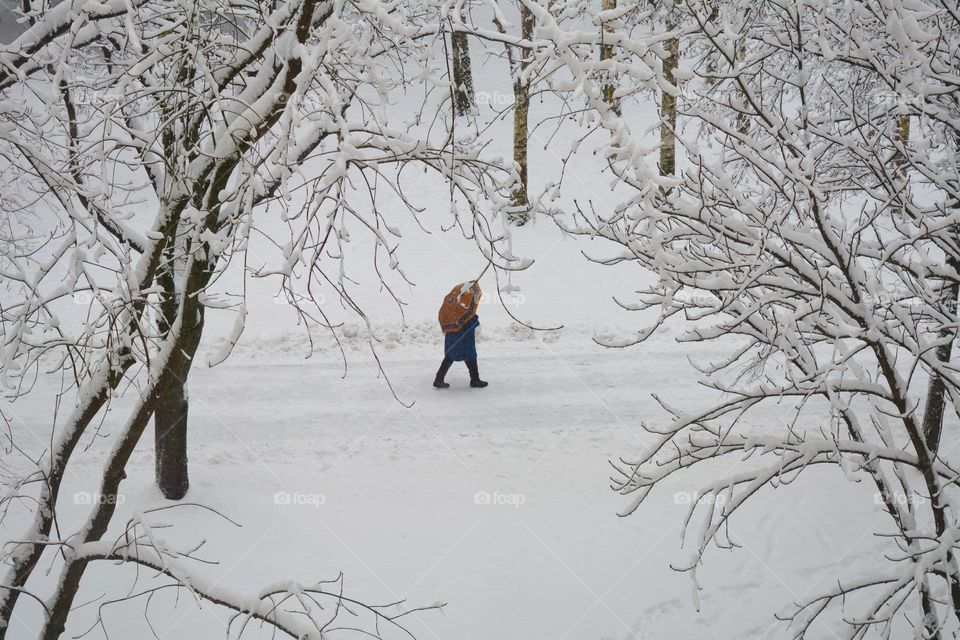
[466, 360, 488, 388]
[434, 358, 453, 388]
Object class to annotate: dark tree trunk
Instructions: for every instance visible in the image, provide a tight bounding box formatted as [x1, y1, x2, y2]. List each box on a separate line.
[919, 268, 960, 629]
[916, 117, 960, 625]
[452, 27, 474, 115]
[923, 262, 959, 456]
[155, 377, 189, 499]
[917, 134, 957, 461]
[154, 250, 189, 500]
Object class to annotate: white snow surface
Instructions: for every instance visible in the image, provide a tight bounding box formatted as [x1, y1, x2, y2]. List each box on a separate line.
[2, 336, 883, 640]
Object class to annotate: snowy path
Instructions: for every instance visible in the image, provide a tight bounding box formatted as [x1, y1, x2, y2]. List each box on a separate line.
[3, 341, 883, 640]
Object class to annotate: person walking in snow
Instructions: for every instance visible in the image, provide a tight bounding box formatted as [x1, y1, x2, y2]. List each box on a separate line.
[435, 281, 488, 388]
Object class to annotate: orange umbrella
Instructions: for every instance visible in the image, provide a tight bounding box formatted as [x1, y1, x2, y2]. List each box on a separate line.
[438, 281, 482, 334]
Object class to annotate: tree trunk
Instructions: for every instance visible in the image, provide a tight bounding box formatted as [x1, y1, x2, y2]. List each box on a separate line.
[659, 18, 679, 181]
[599, 0, 619, 114]
[918, 278, 960, 629]
[893, 112, 958, 468]
[155, 379, 189, 500]
[923, 262, 959, 456]
[452, 14, 475, 116]
[909, 123, 958, 460]
[842, 410, 943, 640]
[893, 113, 910, 172]
[906, 117, 950, 640]
[154, 251, 189, 500]
[735, 40, 749, 136]
[509, 2, 534, 224]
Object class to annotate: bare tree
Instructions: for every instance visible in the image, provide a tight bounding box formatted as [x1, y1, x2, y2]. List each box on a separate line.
[536, 0, 960, 636]
[0, 0, 512, 636]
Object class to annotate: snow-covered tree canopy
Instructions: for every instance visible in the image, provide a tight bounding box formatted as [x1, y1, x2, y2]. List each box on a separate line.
[546, 0, 960, 636]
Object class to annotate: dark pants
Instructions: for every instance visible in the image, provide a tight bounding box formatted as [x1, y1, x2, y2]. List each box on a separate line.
[435, 357, 481, 383]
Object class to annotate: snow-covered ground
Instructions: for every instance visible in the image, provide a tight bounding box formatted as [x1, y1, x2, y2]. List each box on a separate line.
[2, 325, 887, 640]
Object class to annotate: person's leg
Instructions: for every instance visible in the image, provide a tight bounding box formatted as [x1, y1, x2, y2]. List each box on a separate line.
[434, 357, 454, 388]
[465, 360, 488, 388]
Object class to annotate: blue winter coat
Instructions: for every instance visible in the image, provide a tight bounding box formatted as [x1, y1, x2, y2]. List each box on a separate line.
[444, 316, 479, 362]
